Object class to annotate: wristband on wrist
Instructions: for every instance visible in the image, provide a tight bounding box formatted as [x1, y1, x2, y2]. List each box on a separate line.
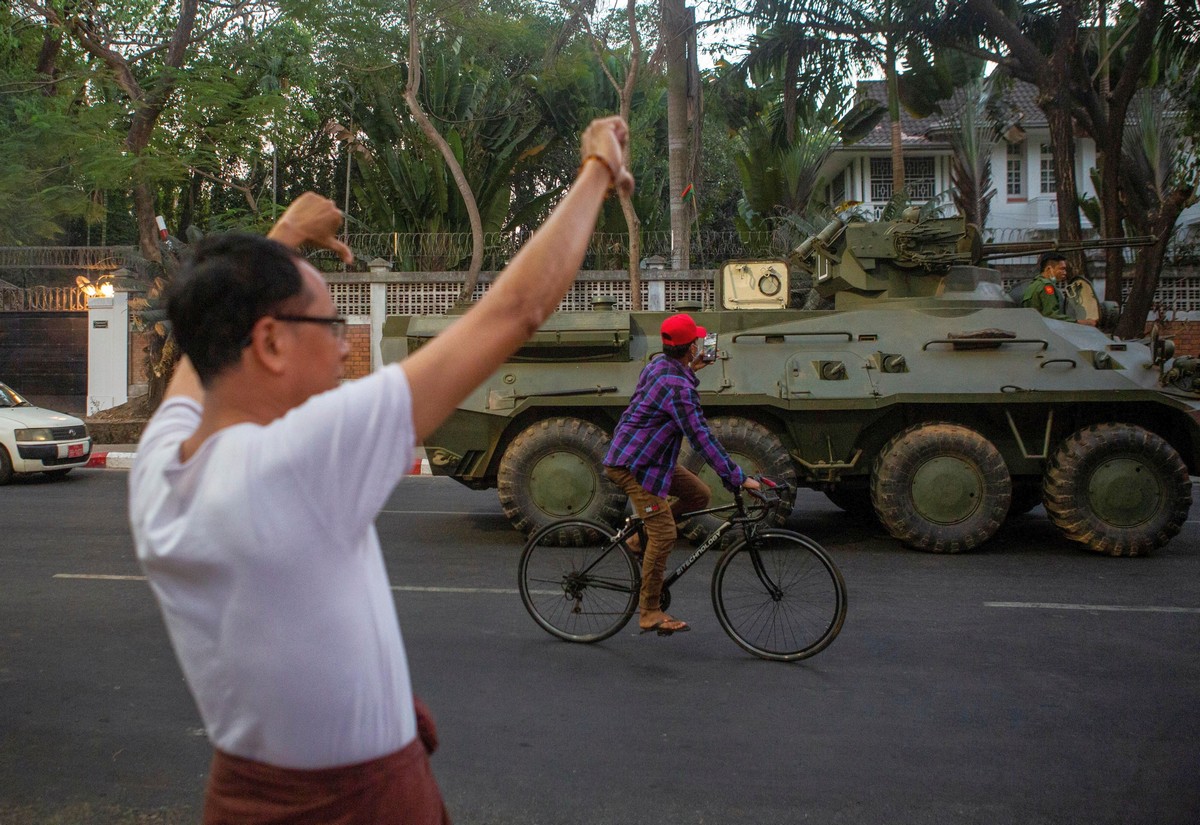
[577, 153, 618, 191]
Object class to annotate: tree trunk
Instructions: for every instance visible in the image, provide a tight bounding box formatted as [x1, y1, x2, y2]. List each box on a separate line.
[35, 32, 61, 93]
[1043, 100, 1088, 277]
[405, 0, 484, 305]
[1095, 0, 1125, 303]
[1114, 188, 1193, 339]
[886, 39, 905, 199]
[663, 0, 690, 271]
[621, 0, 642, 310]
[1098, 148, 1126, 303]
[783, 47, 799, 145]
[132, 182, 163, 264]
[1086, 0, 1164, 303]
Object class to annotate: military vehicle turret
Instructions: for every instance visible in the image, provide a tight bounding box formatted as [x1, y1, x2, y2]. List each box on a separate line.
[381, 215, 1200, 556]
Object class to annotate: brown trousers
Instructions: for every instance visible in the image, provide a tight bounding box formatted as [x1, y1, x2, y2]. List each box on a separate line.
[203, 699, 450, 825]
[604, 465, 710, 611]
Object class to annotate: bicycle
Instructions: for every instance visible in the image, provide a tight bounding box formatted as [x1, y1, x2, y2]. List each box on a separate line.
[517, 479, 847, 662]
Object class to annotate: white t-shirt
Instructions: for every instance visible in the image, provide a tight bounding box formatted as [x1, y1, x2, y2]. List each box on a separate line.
[129, 364, 418, 769]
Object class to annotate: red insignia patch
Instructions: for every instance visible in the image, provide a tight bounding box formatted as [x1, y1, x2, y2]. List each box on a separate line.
[1043, 285, 1055, 295]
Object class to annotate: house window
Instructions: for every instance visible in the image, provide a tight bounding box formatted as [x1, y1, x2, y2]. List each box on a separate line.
[870, 158, 893, 201]
[1006, 142, 1024, 197]
[906, 157, 935, 200]
[869, 156, 936, 202]
[1040, 143, 1056, 194]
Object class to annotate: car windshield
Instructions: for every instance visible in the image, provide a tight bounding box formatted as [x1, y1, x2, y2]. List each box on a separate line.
[0, 383, 31, 407]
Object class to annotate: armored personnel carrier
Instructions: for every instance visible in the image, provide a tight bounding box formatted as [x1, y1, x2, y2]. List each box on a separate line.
[381, 215, 1200, 556]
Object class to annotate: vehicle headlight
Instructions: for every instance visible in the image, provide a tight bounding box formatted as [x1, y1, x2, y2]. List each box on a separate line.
[13, 428, 55, 442]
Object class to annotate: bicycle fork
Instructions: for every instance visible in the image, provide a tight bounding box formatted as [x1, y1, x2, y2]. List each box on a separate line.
[745, 539, 785, 601]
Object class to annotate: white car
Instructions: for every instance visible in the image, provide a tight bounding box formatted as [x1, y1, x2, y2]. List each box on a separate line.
[0, 382, 92, 484]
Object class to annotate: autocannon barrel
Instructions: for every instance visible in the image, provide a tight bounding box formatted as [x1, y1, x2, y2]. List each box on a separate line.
[979, 234, 1156, 261]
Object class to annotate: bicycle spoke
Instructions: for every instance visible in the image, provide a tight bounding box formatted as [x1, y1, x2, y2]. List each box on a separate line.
[518, 520, 639, 643]
[713, 530, 846, 661]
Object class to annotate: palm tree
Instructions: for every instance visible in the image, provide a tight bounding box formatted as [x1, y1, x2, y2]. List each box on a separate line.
[943, 79, 997, 229]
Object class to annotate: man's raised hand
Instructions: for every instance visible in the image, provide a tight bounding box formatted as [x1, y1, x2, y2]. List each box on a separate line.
[268, 193, 354, 264]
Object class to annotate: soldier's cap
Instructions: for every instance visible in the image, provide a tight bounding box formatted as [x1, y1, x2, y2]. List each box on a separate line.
[661, 313, 706, 346]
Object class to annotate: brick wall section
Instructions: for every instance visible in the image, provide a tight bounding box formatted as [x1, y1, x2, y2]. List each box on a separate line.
[1155, 320, 1200, 358]
[344, 323, 371, 379]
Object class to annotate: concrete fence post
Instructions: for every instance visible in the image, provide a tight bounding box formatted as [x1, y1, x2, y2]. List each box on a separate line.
[86, 292, 128, 415]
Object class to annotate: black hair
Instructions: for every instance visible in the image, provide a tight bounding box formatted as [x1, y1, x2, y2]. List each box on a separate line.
[166, 233, 307, 384]
[663, 341, 692, 360]
[1038, 251, 1067, 272]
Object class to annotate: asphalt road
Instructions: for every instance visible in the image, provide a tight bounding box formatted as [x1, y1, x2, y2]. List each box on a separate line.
[3, 469, 1199, 824]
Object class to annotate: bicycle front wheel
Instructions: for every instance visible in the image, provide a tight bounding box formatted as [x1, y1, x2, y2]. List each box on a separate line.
[518, 519, 639, 643]
[712, 529, 847, 662]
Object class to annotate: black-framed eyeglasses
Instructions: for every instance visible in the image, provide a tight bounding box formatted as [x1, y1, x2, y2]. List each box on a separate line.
[272, 314, 348, 341]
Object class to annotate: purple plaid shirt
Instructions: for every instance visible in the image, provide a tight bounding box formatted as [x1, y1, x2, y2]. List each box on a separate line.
[603, 354, 746, 498]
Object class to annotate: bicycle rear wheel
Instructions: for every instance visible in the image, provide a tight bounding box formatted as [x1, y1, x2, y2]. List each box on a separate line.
[712, 529, 847, 661]
[518, 519, 639, 643]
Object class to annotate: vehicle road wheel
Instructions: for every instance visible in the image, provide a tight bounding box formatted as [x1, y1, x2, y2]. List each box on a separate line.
[676, 417, 797, 546]
[0, 445, 12, 485]
[1043, 423, 1191, 556]
[871, 422, 1011, 553]
[498, 417, 626, 541]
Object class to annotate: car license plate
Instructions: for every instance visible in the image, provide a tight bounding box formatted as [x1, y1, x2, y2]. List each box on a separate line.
[68, 443, 84, 458]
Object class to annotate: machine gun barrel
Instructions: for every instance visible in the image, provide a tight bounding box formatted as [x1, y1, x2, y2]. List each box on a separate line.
[792, 216, 847, 261]
[979, 235, 1156, 261]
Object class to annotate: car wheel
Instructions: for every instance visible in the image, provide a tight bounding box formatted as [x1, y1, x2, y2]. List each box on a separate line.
[0, 445, 13, 485]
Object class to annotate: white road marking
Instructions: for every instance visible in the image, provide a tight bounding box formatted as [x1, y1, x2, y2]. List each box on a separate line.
[49, 577, 1198, 611]
[53, 574, 527, 594]
[391, 585, 518, 595]
[54, 573, 147, 581]
[378, 509, 503, 516]
[985, 601, 1200, 614]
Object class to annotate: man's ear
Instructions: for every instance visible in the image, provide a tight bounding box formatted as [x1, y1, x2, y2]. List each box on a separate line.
[245, 316, 290, 375]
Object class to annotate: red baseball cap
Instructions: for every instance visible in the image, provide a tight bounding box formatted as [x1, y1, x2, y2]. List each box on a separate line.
[660, 313, 706, 346]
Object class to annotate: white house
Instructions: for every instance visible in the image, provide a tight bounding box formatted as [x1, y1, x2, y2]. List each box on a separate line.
[819, 79, 1200, 245]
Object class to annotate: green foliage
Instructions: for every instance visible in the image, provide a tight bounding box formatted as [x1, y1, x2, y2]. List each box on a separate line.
[945, 79, 997, 228]
[348, 40, 549, 252]
[732, 114, 836, 235]
[0, 9, 94, 243]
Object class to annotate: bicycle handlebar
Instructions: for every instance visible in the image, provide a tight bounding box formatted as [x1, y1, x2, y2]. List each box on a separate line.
[734, 476, 794, 520]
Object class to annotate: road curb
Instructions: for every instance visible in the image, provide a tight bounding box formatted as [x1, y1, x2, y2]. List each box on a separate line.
[86, 451, 433, 475]
[86, 451, 136, 470]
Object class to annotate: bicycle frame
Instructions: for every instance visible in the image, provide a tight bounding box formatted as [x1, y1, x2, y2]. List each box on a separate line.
[591, 491, 778, 595]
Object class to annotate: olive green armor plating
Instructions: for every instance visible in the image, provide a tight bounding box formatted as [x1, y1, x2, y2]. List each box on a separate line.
[382, 215, 1200, 556]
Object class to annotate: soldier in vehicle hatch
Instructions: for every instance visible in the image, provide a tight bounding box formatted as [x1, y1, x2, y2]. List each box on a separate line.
[1021, 251, 1098, 326]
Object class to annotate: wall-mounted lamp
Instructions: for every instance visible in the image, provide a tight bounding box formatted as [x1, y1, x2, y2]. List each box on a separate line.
[76, 273, 115, 298]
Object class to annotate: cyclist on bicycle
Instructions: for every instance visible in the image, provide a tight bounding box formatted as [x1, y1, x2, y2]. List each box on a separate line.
[603, 313, 761, 636]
